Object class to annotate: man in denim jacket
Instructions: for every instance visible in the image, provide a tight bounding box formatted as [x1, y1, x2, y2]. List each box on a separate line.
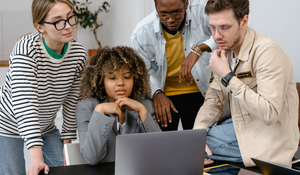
[131, 0, 217, 131]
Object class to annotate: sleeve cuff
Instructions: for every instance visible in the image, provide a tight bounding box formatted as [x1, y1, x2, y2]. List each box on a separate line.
[202, 36, 218, 51]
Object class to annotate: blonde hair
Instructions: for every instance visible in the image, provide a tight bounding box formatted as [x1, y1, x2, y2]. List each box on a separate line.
[32, 0, 77, 27]
[18, 0, 77, 40]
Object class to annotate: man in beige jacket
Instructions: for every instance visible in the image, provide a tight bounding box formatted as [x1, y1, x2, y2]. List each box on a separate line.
[193, 0, 299, 167]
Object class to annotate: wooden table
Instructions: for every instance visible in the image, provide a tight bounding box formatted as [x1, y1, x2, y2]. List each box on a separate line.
[0, 61, 9, 67]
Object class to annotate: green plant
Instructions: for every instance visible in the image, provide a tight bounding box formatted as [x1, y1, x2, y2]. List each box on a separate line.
[72, 0, 110, 49]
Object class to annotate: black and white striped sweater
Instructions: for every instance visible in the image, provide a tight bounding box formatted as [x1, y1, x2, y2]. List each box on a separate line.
[0, 32, 87, 149]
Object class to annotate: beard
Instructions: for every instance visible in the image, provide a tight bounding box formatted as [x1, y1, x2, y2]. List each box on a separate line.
[216, 27, 241, 51]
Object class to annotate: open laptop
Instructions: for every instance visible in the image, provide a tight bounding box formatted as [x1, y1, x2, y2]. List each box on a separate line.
[252, 158, 300, 175]
[115, 129, 207, 175]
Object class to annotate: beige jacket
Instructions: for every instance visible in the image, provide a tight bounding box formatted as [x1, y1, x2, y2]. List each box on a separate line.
[193, 27, 299, 167]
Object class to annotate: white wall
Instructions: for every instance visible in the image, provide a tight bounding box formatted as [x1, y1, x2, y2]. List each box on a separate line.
[0, 0, 154, 59]
[248, 0, 300, 82]
[75, 0, 155, 49]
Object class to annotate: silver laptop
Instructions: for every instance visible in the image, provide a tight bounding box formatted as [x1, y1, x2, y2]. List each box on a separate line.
[252, 158, 300, 175]
[115, 129, 207, 175]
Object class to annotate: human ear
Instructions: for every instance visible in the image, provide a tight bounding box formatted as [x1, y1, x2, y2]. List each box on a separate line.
[240, 15, 249, 30]
[35, 23, 45, 33]
[184, 0, 189, 10]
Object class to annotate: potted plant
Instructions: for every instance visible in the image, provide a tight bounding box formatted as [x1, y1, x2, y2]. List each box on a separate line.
[72, 0, 110, 56]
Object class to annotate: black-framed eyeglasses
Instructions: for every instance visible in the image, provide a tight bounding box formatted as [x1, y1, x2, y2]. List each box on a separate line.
[207, 19, 239, 36]
[41, 14, 78, 31]
[156, 7, 185, 23]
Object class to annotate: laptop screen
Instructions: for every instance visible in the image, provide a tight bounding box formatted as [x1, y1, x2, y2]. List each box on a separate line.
[115, 129, 207, 175]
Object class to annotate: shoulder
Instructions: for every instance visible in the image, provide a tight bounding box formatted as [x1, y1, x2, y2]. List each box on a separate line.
[189, 0, 209, 7]
[69, 40, 87, 53]
[63, 40, 87, 67]
[10, 32, 41, 66]
[187, 0, 209, 25]
[252, 30, 284, 54]
[13, 32, 41, 55]
[69, 40, 87, 59]
[77, 97, 100, 110]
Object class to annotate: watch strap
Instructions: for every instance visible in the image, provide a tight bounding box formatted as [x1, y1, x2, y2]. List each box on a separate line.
[153, 89, 164, 98]
[193, 45, 203, 55]
[221, 72, 236, 87]
[191, 49, 201, 57]
[191, 44, 203, 56]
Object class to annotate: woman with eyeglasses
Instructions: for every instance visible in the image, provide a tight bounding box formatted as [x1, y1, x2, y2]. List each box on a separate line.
[0, 0, 86, 175]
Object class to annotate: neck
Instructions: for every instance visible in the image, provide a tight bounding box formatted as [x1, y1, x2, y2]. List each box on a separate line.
[43, 34, 65, 54]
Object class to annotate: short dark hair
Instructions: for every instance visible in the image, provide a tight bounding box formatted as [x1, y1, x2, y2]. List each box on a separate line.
[205, 0, 249, 20]
[154, 0, 185, 5]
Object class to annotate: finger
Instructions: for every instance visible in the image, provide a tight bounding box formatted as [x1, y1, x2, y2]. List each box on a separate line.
[179, 67, 183, 83]
[204, 158, 214, 165]
[157, 102, 163, 121]
[165, 105, 172, 123]
[113, 105, 122, 120]
[205, 144, 212, 156]
[161, 104, 168, 127]
[212, 49, 222, 57]
[182, 66, 190, 85]
[153, 102, 160, 122]
[117, 108, 122, 119]
[220, 49, 226, 58]
[44, 165, 50, 175]
[33, 166, 41, 175]
[187, 71, 193, 84]
[27, 169, 31, 175]
[115, 98, 124, 106]
[170, 102, 178, 113]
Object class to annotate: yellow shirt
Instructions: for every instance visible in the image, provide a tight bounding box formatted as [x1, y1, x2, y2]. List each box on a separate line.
[163, 29, 200, 96]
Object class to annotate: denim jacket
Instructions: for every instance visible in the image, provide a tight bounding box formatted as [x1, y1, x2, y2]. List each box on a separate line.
[131, 0, 218, 98]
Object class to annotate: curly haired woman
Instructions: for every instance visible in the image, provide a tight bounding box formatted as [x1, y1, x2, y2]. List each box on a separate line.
[76, 46, 161, 165]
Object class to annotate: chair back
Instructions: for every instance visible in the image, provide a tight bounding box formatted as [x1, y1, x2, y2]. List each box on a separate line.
[64, 143, 86, 166]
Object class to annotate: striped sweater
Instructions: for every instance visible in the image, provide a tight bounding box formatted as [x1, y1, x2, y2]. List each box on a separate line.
[0, 32, 87, 149]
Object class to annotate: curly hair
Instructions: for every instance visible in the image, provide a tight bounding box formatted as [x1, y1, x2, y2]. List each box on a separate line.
[80, 46, 150, 101]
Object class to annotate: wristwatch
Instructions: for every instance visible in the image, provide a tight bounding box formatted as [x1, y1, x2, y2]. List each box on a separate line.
[153, 89, 164, 98]
[191, 44, 203, 56]
[221, 72, 236, 87]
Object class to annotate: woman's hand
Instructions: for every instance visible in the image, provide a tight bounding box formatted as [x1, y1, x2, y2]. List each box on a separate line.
[94, 102, 123, 122]
[115, 97, 147, 122]
[27, 147, 49, 175]
[94, 103, 122, 117]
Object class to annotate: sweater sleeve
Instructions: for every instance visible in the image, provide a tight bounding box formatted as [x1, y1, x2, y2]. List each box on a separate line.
[11, 54, 42, 149]
[61, 54, 86, 140]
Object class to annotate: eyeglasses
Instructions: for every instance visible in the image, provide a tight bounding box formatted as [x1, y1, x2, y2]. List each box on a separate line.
[156, 8, 185, 23]
[41, 14, 78, 31]
[207, 20, 239, 36]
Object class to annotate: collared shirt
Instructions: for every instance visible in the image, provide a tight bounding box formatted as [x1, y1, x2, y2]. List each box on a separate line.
[116, 111, 127, 134]
[131, 0, 218, 98]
